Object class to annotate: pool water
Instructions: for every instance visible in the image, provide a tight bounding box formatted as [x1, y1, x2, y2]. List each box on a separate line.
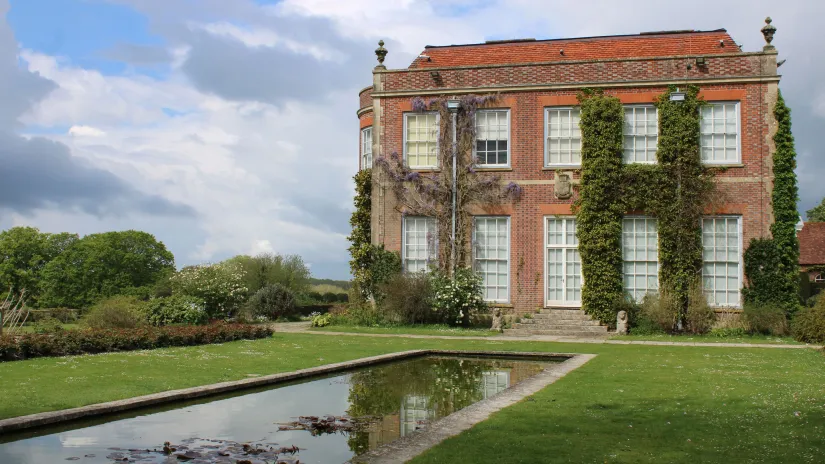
[0, 355, 555, 463]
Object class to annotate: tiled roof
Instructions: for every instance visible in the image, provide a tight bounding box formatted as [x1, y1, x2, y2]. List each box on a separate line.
[410, 30, 740, 69]
[799, 222, 825, 265]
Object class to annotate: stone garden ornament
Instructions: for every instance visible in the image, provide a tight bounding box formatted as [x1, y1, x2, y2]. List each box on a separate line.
[616, 310, 628, 335]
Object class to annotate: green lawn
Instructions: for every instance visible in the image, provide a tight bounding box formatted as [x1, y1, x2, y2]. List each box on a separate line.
[1, 333, 823, 463]
[310, 324, 498, 337]
[611, 333, 804, 345]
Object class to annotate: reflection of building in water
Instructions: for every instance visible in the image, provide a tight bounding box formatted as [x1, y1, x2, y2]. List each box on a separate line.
[482, 371, 510, 399]
[363, 363, 543, 450]
[366, 414, 400, 451]
[400, 395, 432, 436]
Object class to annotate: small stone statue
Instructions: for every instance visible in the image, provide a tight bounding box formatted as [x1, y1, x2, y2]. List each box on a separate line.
[491, 307, 503, 332]
[616, 310, 628, 335]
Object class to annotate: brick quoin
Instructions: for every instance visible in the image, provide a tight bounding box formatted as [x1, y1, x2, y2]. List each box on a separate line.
[356, 28, 781, 315]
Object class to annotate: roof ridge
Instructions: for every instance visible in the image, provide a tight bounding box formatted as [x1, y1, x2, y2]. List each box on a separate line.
[423, 29, 729, 50]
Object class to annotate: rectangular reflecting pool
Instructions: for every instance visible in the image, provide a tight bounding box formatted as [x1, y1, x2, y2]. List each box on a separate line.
[0, 354, 559, 463]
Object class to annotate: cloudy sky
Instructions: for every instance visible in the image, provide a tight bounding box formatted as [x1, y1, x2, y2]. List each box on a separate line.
[1, 0, 823, 279]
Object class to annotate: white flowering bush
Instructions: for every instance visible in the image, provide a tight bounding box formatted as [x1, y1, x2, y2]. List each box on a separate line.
[431, 267, 487, 326]
[170, 262, 248, 319]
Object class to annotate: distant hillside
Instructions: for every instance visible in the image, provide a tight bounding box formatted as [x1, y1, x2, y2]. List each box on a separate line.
[309, 278, 351, 291]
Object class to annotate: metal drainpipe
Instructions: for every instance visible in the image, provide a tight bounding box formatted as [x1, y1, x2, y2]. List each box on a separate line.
[451, 111, 457, 276]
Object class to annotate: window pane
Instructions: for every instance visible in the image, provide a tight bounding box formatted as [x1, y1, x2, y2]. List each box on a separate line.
[700, 103, 739, 163]
[403, 216, 436, 272]
[405, 113, 439, 168]
[546, 108, 581, 165]
[475, 217, 509, 302]
[475, 110, 509, 166]
[701, 217, 741, 307]
[623, 106, 658, 163]
[622, 217, 659, 302]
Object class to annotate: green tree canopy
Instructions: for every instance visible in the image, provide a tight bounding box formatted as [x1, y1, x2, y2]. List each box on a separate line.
[0, 227, 79, 304]
[807, 197, 825, 222]
[225, 252, 311, 295]
[39, 230, 174, 308]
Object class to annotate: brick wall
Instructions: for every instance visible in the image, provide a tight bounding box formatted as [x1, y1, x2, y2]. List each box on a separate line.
[358, 45, 778, 314]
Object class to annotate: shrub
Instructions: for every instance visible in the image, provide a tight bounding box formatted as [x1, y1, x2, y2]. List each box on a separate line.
[0, 323, 273, 362]
[638, 291, 679, 333]
[743, 303, 788, 336]
[311, 313, 332, 327]
[369, 246, 403, 303]
[31, 317, 65, 334]
[431, 268, 487, 326]
[685, 283, 715, 334]
[792, 297, 825, 343]
[170, 262, 248, 318]
[82, 296, 147, 330]
[344, 299, 384, 326]
[145, 295, 208, 326]
[378, 272, 434, 324]
[710, 327, 747, 338]
[247, 284, 295, 321]
[743, 238, 799, 315]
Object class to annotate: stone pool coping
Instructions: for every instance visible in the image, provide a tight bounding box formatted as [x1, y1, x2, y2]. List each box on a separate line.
[0, 349, 585, 435]
[351, 352, 596, 463]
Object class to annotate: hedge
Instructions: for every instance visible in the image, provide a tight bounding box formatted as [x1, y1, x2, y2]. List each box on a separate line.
[0, 323, 273, 362]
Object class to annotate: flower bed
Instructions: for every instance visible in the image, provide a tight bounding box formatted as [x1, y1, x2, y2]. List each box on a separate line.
[0, 323, 273, 362]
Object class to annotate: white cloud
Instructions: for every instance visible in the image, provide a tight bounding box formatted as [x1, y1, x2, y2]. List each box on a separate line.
[194, 21, 336, 61]
[68, 125, 106, 137]
[6, 0, 825, 278]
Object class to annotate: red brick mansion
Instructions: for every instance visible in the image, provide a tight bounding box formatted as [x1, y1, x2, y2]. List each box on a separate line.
[356, 22, 783, 319]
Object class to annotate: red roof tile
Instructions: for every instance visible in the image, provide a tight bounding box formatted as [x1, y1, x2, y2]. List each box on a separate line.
[410, 30, 740, 69]
[799, 222, 825, 265]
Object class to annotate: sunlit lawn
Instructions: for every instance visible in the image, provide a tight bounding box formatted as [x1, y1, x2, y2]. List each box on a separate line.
[310, 323, 498, 337]
[611, 333, 804, 345]
[0, 333, 823, 462]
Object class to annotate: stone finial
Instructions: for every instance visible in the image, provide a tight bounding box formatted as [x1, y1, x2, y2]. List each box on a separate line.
[375, 40, 388, 68]
[761, 17, 776, 50]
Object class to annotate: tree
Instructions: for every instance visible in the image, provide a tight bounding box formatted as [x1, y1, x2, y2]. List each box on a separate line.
[807, 197, 825, 222]
[0, 227, 79, 305]
[769, 91, 801, 312]
[225, 253, 311, 296]
[39, 230, 174, 308]
[169, 262, 247, 318]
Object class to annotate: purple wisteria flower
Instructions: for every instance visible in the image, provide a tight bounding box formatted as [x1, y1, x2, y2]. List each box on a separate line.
[404, 172, 421, 182]
[411, 97, 427, 112]
[505, 181, 524, 199]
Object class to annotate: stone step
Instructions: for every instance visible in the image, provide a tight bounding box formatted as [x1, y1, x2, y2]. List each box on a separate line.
[503, 328, 609, 338]
[517, 318, 603, 327]
[512, 323, 607, 333]
[534, 310, 592, 320]
[527, 313, 601, 321]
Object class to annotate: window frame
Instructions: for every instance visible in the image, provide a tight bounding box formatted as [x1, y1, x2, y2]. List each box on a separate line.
[814, 273, 824, 283]
[622, 104, 659, 164]
[402, 111, 440, 170]
[473, 216, 511, 304]
[401, 216, 437, 273]
[701, 215, 744, 308]
[544, 216, 583, 307]
[361, 126, 373, 170]
[622, 216, 660, 302]
[544, 107, 582, 168]
[700, 101, 742, 165]
[473, 109, 511, 169]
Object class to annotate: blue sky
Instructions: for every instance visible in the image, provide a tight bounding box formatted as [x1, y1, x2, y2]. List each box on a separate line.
[1, 0, 824, 280]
